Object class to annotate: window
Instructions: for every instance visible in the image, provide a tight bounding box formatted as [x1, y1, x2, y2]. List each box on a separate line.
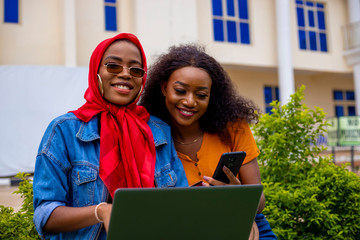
[264, 86, 279, 114]
[212, 0, 250, 44]
[4, 0, 19, 23]
[333, 90, 356, 116]
[295, 1, 328, 52]
[104, 0, 117, 31]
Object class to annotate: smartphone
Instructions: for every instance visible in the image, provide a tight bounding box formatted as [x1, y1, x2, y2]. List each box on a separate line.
[212, 151, 246, 184]
[190, 180, 204, 187]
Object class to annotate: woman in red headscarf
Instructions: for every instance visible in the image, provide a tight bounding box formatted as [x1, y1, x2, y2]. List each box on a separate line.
[33, 33, 188, 240]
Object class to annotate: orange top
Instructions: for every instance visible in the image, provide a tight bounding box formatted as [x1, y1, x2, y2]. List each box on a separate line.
[177, 121, 260, 185]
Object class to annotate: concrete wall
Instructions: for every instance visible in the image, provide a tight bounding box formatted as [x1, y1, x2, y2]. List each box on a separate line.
[0, 0, 63, 65]
[225, 68, 352, 118]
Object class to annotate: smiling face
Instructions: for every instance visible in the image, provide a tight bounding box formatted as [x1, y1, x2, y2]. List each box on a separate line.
[161, 66, 212, 129]
[98, 40, 143, 106]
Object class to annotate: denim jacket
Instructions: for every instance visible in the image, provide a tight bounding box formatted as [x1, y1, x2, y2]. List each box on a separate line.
[33, 113, 188, 240]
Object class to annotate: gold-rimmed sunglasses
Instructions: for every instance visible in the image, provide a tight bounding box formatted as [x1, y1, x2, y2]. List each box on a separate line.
[104, 63, 146, 78]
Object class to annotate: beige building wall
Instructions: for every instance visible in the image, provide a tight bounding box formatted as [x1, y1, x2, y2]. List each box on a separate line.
[225, 68, 278, 112]
[0, 0, 63, 65]
[225, 67, 353, 118]
[0, 0, 356, 115]
[75, 0, 134, 66]
[0, 0, 137, 66]
[297, 72, 354, 117]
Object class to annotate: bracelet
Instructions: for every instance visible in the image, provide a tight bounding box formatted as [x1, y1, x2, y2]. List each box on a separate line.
[95, 202, 107, 223]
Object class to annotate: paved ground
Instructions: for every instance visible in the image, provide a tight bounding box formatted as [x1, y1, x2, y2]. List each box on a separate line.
[0, 186, 23, 212]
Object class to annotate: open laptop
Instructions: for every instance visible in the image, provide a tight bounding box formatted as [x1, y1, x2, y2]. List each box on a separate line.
[107, 184, 263, 240]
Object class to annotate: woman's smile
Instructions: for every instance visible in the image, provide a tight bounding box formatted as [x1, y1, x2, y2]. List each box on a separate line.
[112, 82, 133, 93]
[177, 107, 197, 117]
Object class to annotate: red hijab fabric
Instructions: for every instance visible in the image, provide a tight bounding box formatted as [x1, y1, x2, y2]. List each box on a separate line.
[71, 33, 156, 198]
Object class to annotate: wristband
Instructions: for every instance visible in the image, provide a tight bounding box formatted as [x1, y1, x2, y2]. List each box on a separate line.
[95, 202, 107, 222]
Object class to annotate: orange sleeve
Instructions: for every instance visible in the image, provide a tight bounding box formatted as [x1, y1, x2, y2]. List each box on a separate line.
[228, 121, 260, 164]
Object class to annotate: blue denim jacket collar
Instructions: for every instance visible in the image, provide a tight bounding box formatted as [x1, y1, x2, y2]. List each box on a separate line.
[76, 115, 100, 142]
[149, 121, 168, 148]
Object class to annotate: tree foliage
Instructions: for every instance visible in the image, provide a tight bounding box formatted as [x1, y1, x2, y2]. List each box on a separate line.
[253, 85, 360, 239]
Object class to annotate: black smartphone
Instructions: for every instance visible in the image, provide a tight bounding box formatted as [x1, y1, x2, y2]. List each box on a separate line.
[212, 151, 246, 184]
[190, 180, 204, 187]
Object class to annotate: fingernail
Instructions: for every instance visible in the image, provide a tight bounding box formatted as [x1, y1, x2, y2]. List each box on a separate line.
[203, 176, 210, 181]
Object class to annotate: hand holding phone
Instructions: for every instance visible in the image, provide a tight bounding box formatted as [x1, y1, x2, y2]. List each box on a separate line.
[212, 151, 246, 184]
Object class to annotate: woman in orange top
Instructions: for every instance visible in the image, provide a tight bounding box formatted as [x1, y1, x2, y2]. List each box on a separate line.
[140, 44, 277, 239]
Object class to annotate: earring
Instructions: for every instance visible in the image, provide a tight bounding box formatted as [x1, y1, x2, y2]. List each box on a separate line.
[97, 74, 104, 97]
[134, 85, 143, 102]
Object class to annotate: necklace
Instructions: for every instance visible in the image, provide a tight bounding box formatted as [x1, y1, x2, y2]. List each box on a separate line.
[173, 132, 203, 145]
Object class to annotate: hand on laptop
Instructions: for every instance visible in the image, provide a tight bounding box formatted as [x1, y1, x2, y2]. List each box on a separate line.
[203, 166, 241, 186]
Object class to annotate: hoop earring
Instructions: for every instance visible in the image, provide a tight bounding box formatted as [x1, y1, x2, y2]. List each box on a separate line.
[97, 74, 104, 97]
[134, 85, 143, 102]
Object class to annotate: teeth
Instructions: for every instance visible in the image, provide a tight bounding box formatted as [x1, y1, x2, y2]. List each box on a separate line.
[114, 85, 130, 90]
[180, 109, 193, 115]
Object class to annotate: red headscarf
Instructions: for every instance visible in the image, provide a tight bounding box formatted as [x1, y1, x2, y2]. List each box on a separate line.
[71, 33, 156, 198]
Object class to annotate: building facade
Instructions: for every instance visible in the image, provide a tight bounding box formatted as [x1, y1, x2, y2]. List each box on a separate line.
[1, 0, 359, 116]
[0, 0, 359, 175]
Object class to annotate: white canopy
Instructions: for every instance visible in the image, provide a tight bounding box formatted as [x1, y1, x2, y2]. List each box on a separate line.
[0, 66, 88, 177]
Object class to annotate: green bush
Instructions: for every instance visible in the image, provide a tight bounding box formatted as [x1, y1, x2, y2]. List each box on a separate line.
[0, 173, 40, 240]
[253, 85, 360, 239]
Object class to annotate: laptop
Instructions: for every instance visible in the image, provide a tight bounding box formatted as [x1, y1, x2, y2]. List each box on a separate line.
[107, 184, 263, 240]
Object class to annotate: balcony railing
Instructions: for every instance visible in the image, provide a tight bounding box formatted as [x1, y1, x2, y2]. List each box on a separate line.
[343, 21, 360, 51]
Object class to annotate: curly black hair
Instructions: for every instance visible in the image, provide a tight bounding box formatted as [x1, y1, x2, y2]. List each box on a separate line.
[140, 44, 259, 144]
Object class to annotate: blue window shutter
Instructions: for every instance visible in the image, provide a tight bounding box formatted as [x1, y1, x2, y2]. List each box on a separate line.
[316, 3, 324, 9]
[308, 10, 315, 27]
[213, 19, 224, 41]
[335, 106, 344, 117]
[212, 0, 223, 16]
[296, 7, 305, 27]
[238, 0, 248, 20]
[319, 33, 327, 52]
[348, 106, 356, 116]
[105, 6, 117, 31]
[227, 21, 237, 42]
[265, 107, 273, 114]
[346, 91, 355, 100]
[264, 87, 273, 104]
[309, 31, 317, 51]
[4, 0, 19, 23]
[240, 22, 250, 44]
[226, 0, 235, 16]
[298, 30, 307, 49]
[317, 11, 325, 30]
[333, 90, 343, 100]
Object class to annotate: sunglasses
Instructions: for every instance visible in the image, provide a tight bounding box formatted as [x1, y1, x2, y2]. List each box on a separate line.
[104, 63, 146, 78]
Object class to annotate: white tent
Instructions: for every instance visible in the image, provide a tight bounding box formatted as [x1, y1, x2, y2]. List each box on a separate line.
[0, 66, 88, 177]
